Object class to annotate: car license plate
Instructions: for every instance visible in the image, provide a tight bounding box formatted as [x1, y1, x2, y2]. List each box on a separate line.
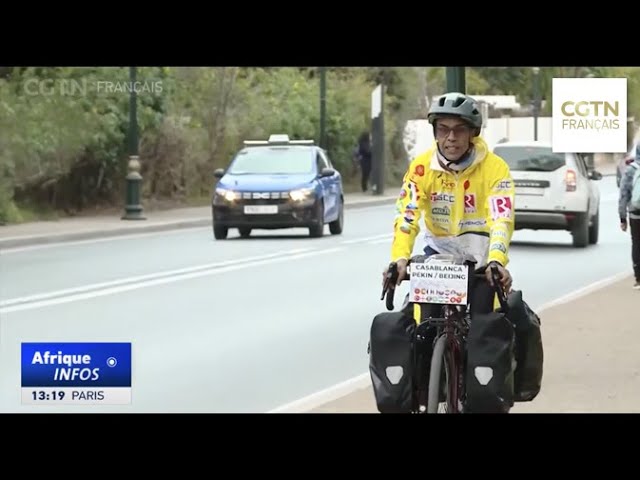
[244, 205, 278, 214]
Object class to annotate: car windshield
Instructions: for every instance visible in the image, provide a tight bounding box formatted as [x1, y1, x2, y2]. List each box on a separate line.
[228, 147, 315, 175]
[493, 146, 565, 172]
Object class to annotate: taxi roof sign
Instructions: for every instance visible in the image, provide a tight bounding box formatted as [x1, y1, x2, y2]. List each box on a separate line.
[243, 134, 315, 147]
[268, 134, 290, 143]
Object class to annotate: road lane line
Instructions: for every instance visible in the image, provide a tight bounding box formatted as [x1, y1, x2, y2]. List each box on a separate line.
[1, 247, 345, 314]
[0, 248, 314, 309]
[266, 269, 632, 413]
[341, 233, 390, 245]
[0, 226, 212, 254]
[367, 237, 393, 245]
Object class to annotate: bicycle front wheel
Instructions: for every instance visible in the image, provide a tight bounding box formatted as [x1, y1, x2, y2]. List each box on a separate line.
[426, 335, 460, 413]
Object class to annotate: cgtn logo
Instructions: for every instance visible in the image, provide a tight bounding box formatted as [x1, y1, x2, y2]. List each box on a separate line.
[552, 77, 627, 153]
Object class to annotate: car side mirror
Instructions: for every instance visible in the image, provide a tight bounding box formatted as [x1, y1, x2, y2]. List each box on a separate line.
[319, 167, 335, 178]
[214, 168, 225, 179]
[588, 170, 603, 181]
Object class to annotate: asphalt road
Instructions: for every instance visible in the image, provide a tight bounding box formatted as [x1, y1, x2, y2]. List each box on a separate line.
[0, 176, 631, 412]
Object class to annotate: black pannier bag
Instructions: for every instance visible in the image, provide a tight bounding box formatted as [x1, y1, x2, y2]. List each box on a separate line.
[465, 310, 516, 413]
[506, 290, 543, 402]
[368, 311, 416, 413]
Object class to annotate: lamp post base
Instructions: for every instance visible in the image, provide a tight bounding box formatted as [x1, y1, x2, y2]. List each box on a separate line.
[122, 155, 146, 221]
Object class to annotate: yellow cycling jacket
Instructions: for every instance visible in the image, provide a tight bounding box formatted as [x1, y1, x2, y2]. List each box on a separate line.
[391, 136, 515, 267]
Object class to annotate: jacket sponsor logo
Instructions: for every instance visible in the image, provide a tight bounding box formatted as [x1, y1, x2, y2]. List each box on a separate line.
[407, 181, 421, 202]
[431, 206, 450, 216]
[464, 193, 476, 213]
[490, 242, 507, 253]
[404, 209, 416, 223]
[431, 192, 455, 203]
[464, 179, 470, 190]
[441, 179, 455, 189]
[490, 195, 513, 220]
[400, 224, 411, 233]
[495, 179, 512, 190]
[414, 164, 425, 176]
[458, 219, 486, 228]
[492, 229, 508, 238]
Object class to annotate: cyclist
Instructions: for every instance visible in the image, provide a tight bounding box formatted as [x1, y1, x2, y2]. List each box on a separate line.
[383, 91, 514, 313]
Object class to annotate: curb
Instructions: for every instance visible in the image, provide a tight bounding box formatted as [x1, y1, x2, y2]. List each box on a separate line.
[0, 196, 397, 250]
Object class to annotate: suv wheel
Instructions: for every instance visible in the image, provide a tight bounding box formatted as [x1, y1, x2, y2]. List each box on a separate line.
[588, 209, 599, 245]
[213, 225, 228, 240]
[309, 200, 324, 238]
[571, 212, 589, 248]
[329, 198, 344, 235]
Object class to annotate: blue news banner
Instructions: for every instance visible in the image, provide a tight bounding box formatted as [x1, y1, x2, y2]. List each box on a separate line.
[21, 343, 131, 405]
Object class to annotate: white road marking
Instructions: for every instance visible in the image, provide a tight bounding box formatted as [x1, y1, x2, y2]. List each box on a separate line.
[0, 247, 345, 314]
[341, 233, 391, 245]
[268, 373, 372, 414]
[367, 237, 393, 245]
[1, 226, 211, 254]
[0, 248, 314, 308]
[266, 269, 631, 413]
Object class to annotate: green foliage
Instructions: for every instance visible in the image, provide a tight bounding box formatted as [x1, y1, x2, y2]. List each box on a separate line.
[2, 66, 639, 223]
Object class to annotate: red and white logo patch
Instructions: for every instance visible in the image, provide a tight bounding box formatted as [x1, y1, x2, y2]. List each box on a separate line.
[464, 194, 476, 213]
[490, 196, 513, 220]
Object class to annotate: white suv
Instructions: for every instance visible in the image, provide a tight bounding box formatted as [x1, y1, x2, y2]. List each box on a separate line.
[492, 141, 603, 248]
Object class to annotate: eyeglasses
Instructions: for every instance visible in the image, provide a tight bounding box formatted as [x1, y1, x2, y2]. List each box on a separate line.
[435, 124, 471, 138]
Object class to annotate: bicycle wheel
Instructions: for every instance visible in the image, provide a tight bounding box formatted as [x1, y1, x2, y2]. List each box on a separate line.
[427, 333, 464, 413]
[426, 335, 448, 413]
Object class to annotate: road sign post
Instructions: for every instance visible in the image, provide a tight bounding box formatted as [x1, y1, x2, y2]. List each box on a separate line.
[371, 84, 384, 196]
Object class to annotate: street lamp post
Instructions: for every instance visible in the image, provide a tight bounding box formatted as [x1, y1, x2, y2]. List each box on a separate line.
[319, 67, 327, 149]
[532, 67, 541, 141]
[446, 67, 466, 94]
[122, 66, 145, 220]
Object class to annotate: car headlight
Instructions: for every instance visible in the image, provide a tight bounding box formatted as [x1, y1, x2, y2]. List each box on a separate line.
[289, 188, 314, 201]
[216, 188, 238, 202]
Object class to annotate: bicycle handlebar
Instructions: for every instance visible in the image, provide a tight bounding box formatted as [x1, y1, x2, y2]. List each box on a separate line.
[381, 262, 399, 311]
[490, 263, 510, 312]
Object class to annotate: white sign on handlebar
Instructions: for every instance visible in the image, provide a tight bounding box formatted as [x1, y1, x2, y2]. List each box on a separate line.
[409, 261, 469, 305]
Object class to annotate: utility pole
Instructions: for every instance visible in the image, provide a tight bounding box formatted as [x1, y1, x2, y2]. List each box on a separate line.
[319, 67, 327, 149]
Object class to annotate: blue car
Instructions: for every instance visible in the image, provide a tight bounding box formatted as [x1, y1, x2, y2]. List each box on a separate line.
[212, 134, 344, 239]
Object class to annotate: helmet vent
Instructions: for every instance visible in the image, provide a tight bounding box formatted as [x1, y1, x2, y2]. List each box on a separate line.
[452, 96, 465, 108]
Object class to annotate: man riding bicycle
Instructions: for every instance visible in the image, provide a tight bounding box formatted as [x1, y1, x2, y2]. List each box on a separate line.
[383, 91, 514, 313]
[369, 92, 518, 414]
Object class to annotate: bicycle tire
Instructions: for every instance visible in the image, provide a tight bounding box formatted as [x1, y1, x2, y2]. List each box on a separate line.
[427, 335, 447, 413]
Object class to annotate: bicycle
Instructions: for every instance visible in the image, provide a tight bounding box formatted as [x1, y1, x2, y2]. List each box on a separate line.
[381, 253, 508, 414]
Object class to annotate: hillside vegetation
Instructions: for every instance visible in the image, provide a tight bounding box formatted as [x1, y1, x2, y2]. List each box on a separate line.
[1, 66, 638, 223]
